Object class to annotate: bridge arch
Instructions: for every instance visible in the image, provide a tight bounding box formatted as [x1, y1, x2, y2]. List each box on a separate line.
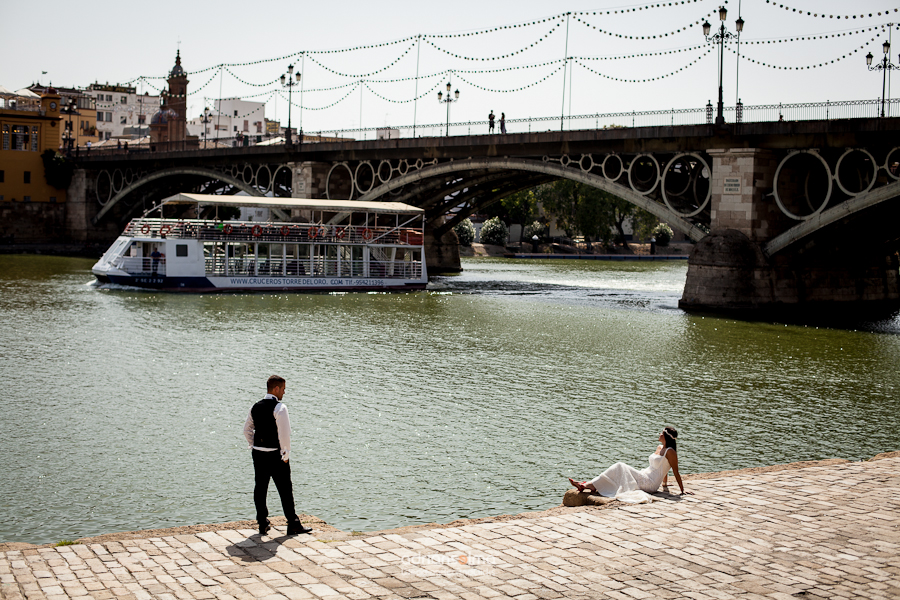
[355, 157, 707, 241]
[763, 179, 900, 256]
[92, 167, 264, 224]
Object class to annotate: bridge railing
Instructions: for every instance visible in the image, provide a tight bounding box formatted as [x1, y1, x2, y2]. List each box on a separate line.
[79, 98, 900, 156]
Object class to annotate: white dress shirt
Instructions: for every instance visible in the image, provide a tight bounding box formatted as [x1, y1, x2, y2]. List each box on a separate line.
[243, 394, 291, 462]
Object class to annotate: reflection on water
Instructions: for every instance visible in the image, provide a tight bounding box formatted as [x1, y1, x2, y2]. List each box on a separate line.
[0, 255, 898, 544]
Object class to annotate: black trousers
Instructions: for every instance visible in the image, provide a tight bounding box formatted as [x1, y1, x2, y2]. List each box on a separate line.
[252, 450, 297, 523]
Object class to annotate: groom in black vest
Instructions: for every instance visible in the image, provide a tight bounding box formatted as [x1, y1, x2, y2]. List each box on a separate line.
[242, 375, 313, 536]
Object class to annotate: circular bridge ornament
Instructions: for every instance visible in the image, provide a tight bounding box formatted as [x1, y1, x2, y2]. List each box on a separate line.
[325, 162, 355, 201]
[95, 171, 113, 206]
[377, 160, 393, 183]
[884, 147, 900, 181]
[579, 154, 594, 172]
[773, 150, 833, 221]
[627, 154, 661, 196]
[601, 154, 624, 181]
[660, 153, 712, 218]
[834, 148, 877, 197]
[354, 161, 376, 195]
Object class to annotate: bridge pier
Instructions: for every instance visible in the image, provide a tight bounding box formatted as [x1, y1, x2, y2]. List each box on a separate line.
[681, 149, 900, 319]
[424, 227, 461, 274]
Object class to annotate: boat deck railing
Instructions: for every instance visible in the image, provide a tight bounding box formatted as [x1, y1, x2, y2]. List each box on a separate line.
[204, 257, 423, 279]
[126, 218, 424, 246]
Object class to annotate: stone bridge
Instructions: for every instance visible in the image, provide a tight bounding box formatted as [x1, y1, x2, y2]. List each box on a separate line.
[71, 119, 900, 318]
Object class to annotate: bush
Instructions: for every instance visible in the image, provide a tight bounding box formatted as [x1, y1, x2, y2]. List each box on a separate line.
[453, 218, 476, 246]
[41, 150, 75, 190]
[523, 220, 544, 241]
[479, 216, 509, 246]
[652, 223, 674, 247]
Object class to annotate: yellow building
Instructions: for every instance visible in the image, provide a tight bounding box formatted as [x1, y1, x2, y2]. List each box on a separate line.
[0, 90, 67, 203]
[29, 85, 98, 150]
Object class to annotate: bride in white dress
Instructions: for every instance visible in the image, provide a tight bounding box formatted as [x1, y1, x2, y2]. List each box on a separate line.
[568, 427, 692, 503]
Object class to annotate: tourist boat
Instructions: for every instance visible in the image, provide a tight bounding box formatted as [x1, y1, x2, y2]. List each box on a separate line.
[92, 193, 428, 292]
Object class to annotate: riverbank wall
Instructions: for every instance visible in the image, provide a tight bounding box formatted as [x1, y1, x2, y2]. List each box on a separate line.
[3, 451, 896, 552]
[2, 452, 897, 600]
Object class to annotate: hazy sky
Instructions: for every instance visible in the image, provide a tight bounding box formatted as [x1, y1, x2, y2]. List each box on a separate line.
[3, 0, 898, 133]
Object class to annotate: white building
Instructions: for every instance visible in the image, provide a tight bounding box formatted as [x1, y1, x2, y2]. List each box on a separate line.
[187, 98, 266, 143]
[85, 83, 160, 140]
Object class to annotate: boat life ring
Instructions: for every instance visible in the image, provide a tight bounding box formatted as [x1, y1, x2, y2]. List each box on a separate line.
[281, 225, 290, 236]
[308, 226, 319, 239]
[223, 224, 233, 235]
[252, 225, 263, 237]
[160, 225, 172, 236]
[335, 227, 347, 239]
[140, 223, 151, 235]
[361, 227, 373, 240]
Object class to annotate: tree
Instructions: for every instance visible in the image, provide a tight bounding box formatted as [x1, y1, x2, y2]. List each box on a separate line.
[481, 188, 538, 227]
[454, 218, 476, 246]
[480, 217, 509, 246]
[41, 150, 75, 190]
[534, 179, 657, 247]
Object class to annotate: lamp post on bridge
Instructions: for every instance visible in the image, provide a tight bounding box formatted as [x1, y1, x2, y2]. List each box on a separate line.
[866, 41, 899, 118]
[703, 6, 744, 127]
[437, 82, 459, 137]
[200, 106, 213, 149]
[280, 64, 301, 146]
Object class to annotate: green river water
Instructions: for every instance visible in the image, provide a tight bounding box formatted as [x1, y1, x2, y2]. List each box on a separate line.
[1, 254, 898, 545]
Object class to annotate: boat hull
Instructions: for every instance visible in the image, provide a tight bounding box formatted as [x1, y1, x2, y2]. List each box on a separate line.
[97, 273, 427, 292]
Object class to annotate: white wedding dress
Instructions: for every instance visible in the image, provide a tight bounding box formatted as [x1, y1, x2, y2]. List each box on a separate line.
[586, 447, 672, 504]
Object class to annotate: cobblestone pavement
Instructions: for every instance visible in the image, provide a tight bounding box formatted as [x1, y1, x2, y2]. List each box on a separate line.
[2, 458, 899, 600]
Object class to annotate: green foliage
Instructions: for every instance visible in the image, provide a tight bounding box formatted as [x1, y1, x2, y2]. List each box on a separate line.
[453, 218, 476, 246]
[534, 180, 657, 247]
[653, 223, 674, 247]
[55, 540, 76, 547]
[479, 216, 509, 246]
[481, 189, 538, 224]
[41, 150, 75, 190]
[632, 211, 659, 242]
[500, 189, 537, 224]
[523, 220, 545, 241]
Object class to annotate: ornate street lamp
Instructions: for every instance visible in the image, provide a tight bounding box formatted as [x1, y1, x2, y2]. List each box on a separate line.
[866, 41, 899, 117]
[280, 64, 301, 145]
[703, 6, 744, 127]
[437, 82, 460, 137]
[63, 98, 77, 153]
[200, 106, 213, 148]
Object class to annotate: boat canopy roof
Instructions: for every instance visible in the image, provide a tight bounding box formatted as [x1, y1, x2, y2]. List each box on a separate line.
[160, 193, 424, 214]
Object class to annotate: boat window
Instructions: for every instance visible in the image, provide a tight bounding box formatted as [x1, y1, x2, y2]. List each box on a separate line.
[176, 244, 188, 257]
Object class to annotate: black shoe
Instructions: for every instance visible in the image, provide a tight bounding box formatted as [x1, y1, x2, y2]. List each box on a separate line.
[286, 520, 313, 535]
[259, 519, 271, 536]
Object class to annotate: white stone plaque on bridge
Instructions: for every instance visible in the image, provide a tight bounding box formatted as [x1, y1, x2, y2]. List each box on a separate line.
[723, 177, 742, 195]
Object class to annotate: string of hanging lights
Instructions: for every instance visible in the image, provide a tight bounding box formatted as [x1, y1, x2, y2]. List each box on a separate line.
[759, 2, 899, 20]
[741, 23, 900, 44]
[727, 38, 881, 69]
[303, 41, 417, 78]
[574, 48, 713, 82]
[454, 64, 566, 93]
[573, 9, 724, 41]
[424, 21, 563, 61]
[277, 85, 358, 111]
[363, 78, 446, 104]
